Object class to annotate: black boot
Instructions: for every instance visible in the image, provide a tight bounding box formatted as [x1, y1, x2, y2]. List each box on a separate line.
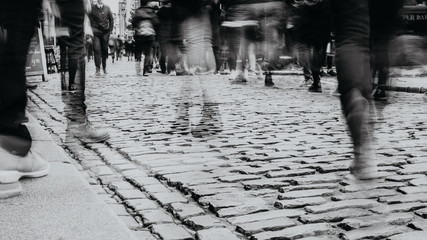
[265, 72, 274, 87]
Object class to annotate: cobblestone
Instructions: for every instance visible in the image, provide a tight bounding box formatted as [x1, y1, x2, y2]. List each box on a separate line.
[27, 60, 427, 239]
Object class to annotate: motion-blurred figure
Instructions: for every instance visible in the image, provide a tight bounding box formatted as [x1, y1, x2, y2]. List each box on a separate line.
[131, 0, 159, 76]
[331, 0, 403, 180]
[88, 0, 114, 76]
[0, 0, 50, 198]
[50, 0, 110, 143]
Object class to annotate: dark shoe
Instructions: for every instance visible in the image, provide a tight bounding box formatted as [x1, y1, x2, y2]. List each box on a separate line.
[327, 69, 337, 77]
[103, 69, 108, 74]
[308, 83, 322, 93]
[142, 68, 148, 76]
[265, 73, 274, 87]
[373, 88, 387, 101]
[320, 69, 328, 77]
[26, 83, 37, 90]
[96, 68, 101, 76]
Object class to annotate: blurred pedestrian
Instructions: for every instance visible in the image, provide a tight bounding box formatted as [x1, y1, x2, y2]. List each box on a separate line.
[221, 0, 286, 86]
[157, 0, 173, 74]
[131, 0, 159, 76]
[49, 0, 110, 143]
[294, 0, 333, 92]
[88, 0, 114, 76]
[331, 0, 403, 180]
[0, 0, 50, 199]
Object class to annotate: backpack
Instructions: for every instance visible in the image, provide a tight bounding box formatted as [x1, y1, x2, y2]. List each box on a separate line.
[135, 20, 155, 36]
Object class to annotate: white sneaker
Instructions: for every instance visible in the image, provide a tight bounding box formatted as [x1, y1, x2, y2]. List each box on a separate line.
[169, 70, 177, 76]
[0, 149, 50, 184]
[70, 124, 110, 143]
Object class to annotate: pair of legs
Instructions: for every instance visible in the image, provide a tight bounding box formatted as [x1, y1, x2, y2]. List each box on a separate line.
[331, 0, 403, 179]
[134, 38, 153, 76]
[223, 1, 285, 85]
[92, 32, 110, 74]
[299, 39, 326, 92]
[0, 0, 49, 198]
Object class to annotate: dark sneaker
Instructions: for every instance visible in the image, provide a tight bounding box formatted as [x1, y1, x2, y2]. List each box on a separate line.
[308, 83, 322, 93]
[103, 69, 108, 75]
[320, 70, 328, 77]
[373, 88, 387, 101]
[327, 69, 337, 77]
[95, 68, 101, 76]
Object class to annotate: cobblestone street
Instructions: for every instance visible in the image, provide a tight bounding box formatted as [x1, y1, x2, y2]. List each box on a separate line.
[26, 59, 427, 240]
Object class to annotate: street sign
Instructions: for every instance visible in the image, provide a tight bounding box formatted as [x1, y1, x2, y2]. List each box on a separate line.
[25, 27, 48, 81]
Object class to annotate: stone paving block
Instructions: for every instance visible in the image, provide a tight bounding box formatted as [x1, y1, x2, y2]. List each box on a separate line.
[126, 199, 158, 211]
[169, 202, 205, 220]
[112, 163, 137, 173]
[398, 186, 427, 194]
[389, 231, 427, 240]
[298, 236, 341, 240]
[229, 209, 305, 225]
[196, 228, 240, 240]
[218, 174, 262, 183]
[342, 181, 406, 192]
[409, 217, 427, 230]
[305, 199, 379, 214]
[151, 224, 193, 240]
[116, 189, 148, 200]
[132, 230, 158, 240]
[139, 209, 175, 225]
[408, 177, 427, 186]
[385, 174, 426, 182]
[242, 179, 291, 190]
[143, 184, 172, 194]
[341, 223, 410, 240]
[121, 169, 149, 178]
[250, 223, 333, 240]
[317, 163, 350, 173]
[275, 197, 328, 209]
[184, 215, 223, 230]
[109, 181, 136, 191]
[279, 183, 337, 193]
[338, 213, 414, 230]
[236, 217, 297, 235]
[240, 166, 282, 175]
[90, 166, 115, 177]
[299, 208, 371, 224]
[378, 193, 427, 204]
[151, 191, 188, 206]
[130, 176, 162, 187]
[193, 187, 242, 201]
[371, 202, 427, 214]
[201, 192, 255, 211]
[291, 173, 342, 185]
[398, 163, 427, 175]
[278, 189, 335, 200]
[415, 207, 427, 218]
[265, 169, 316, 178]
[216, 198, 270, 218]
[331, 189, 396, 201]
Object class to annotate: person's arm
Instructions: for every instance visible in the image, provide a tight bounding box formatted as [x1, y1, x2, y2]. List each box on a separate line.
[108, 6, 114, 33]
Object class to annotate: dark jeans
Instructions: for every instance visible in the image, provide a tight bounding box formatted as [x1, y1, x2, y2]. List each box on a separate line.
[55, 0, 86, 87]
[93, 32, 110, 70]
[331, 0, 403, 115]
[134, 39, 153, 70]
[299, 40, 326, 83]
[0, 0, 42, 156]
